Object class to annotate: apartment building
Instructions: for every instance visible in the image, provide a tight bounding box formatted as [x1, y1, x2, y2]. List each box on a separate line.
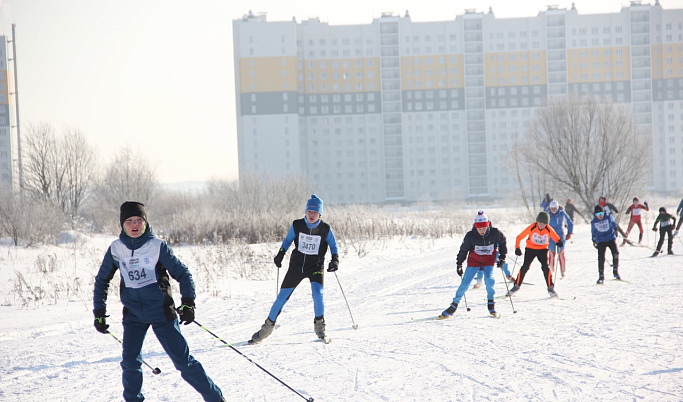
[0, 35, 16, 190]
[233, 2, 683, 204]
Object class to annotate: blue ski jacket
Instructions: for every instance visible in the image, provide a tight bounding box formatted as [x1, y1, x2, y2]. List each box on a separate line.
[591, 214, 618, 244]
[548, 208, 573, 242]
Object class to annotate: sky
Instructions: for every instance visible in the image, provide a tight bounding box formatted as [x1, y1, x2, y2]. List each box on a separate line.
[1, 0, 683, 184]
[1, 212, 682, 400]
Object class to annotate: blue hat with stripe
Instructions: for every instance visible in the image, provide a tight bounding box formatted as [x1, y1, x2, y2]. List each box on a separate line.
[306, 194, 323, 215]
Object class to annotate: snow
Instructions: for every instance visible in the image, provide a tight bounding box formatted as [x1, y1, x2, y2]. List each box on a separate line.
[1, 221, 682, 401]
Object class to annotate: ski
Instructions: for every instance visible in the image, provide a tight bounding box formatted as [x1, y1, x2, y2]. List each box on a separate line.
[489, 312, 502, 319]
[411, 315, 449, 322]
[611, 278, 631, 283]
[318, 337, 332, 344]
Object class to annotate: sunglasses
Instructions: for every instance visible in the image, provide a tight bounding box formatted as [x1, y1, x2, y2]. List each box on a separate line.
[596, 212, 605, 217]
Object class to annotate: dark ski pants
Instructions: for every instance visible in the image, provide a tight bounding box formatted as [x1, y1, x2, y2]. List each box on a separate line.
[121, 316, 223, 402]
[515, 248, 553, 288]
[656, 226, 675, 254]
[268, 265, 325, 322]
[597, 239, 619, 278]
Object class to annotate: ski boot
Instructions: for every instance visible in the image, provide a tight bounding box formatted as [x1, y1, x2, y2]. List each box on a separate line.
[613, 269, 621, 280]
[547, 286, 558, 298]
[439, 303, 458, 319]
[487, 299, 496, 316]
[596, 276, 604, 285]
[250, 318, 276, 344]
[651, 251, 660, 257]
[314, 316, 326, 340]
[472, 280, 483, 289]
[507, 284, 520, 296]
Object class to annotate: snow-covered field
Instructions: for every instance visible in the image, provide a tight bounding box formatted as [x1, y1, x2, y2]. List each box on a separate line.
[1, 219, 682, 401]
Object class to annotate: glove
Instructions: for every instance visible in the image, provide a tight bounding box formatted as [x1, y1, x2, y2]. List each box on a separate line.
[273, 247, 286, 268]
[592, 240, 597, 249]
[178, 298, 195, 325]
[644, 201, 648, 208]
[566, 233, 572, 240]
[556, 240, 564, 248]
[496, 258, 505, 268]
[456, 264, 463, 277]
[515, 248, 522, 256]
[94, 309, 109, 334]
[327, 254, 339, 272]
[652, 227, 657, 232]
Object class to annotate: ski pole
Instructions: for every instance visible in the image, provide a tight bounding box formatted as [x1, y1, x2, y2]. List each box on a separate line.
[462, 291, 471, 312]
[502, 257, 518, 314]
[193, 321, 314, 402]
[108, 331, 161, 375]
[276, 267, 280, 299]
[333, 271, 359, 330]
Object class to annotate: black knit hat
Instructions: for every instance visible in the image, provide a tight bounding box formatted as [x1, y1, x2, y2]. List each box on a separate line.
[120, 201, 147, 228]
[594, 205, 604, 214]
[536, 211, 549, 224]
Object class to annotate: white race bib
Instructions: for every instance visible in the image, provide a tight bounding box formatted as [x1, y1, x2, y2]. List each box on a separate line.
[111, 239, 161, 289]
[531, 232, 549, 245]
[298, 233, 322, 255]
[594, 220, 610, 232]
[474, 244, 495, 255]
[661, 219, 673, 227]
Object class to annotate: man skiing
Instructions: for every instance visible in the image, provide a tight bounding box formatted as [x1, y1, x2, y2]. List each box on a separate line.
[651, 207, 677, 257]
[622, 197, 649, 245]
[250, 194, 339, 343]
[547, 200, 573, 279]
[93, 202, 225, 402]
[591, 205, 621, 284]
[509, 211, 562, 297]
[440, 211, 507, 318]
[564, 198, 586, 223]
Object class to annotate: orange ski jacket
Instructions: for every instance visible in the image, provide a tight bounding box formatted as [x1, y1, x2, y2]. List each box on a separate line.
[515, 222, 561, 250]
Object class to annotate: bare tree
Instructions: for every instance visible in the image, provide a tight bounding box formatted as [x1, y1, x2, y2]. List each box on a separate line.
[0, 185, 64, 246]
[61, 126, 98, 219]
[23, 122, 63, 205]
[513, 94, 650, 216]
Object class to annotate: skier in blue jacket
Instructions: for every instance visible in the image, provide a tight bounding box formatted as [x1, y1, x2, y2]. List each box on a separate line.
[251, 194, 339, 343]
[93, 201, 224, 402]
[547, 200, 574, 279]
[591, 205, 620, 284]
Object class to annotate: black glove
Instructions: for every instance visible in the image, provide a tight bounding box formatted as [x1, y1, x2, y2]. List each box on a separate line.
[94, 309, 109, 334]
[644, 201, 648, 208]
[592, 240, 598, 249]
[273, 247, 286, 268]
[178, 298, 195, 325]
[556, 240, 564, 248]
[496, 258, 505, 268]
[327, 254, 339, 272]
[456, 264, 463, 277]
[515, 248, 522, 256]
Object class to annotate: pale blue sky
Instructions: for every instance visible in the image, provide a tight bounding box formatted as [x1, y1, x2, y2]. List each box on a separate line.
[1, 0, 681, 183]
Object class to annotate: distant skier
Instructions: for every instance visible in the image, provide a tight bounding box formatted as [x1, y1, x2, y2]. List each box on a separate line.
[651, 207, 677, 257]
[564, 198, 586, 223]
[591, 205, 620, 284]
[622, 197, 649, 245]
[250, 194, 339, 343]
[547, 200, 573, 279]
[541, 193, 553, 212]
[599, 196, 628, 238]
[508, 212, 562, 297]
[93, 201, 225, 402]
[440, 211, 507, 319]
[674, 197, 683, 237]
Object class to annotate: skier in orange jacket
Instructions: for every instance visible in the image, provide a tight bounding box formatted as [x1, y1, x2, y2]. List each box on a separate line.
[509, 211, 562, 298]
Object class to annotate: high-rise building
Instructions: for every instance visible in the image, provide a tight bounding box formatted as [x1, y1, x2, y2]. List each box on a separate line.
[233, 2, 683, 204]
[0, 35, 16, 191]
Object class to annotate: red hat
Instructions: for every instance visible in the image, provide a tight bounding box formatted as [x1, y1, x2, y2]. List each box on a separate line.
[474, 210, 490, 228]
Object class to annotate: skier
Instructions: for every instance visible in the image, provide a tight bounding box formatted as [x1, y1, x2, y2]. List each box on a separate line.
[674, 197, 683, 237]
[508, 211, 562, 297]
[547, 200, 573, 279]
[471, 211, 513, 287]
[440, 211, 507, 318]
[599, 196, 628, 238]
[93, 202, 225, 402]
[564, 198, 586, 223]
[591, 205, 620, 284]
[250, 194, 339, 343]
[622, 197, 649, 245]
[651, 207, 677, 257]
[541, 193, 553, 212]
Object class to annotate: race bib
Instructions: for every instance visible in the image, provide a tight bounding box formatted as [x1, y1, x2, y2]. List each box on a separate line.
[298, 233, 322, 255]
[632, 208, 642, 216]
[661, 219, 673, 227]
[120, 253, 159, 289]
[531, 232, 549, 245]
[594, 220, 610, 232]
[474, 244, 495, 255]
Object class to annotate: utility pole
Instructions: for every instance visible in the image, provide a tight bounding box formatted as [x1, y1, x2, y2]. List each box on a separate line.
[10, 23, 23, 192]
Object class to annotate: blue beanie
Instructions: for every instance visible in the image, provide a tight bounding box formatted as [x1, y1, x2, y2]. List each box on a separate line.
[306, 194, 324, 215]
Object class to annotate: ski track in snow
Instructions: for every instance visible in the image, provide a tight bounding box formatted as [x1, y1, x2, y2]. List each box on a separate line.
[1, 223, 683, 401]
